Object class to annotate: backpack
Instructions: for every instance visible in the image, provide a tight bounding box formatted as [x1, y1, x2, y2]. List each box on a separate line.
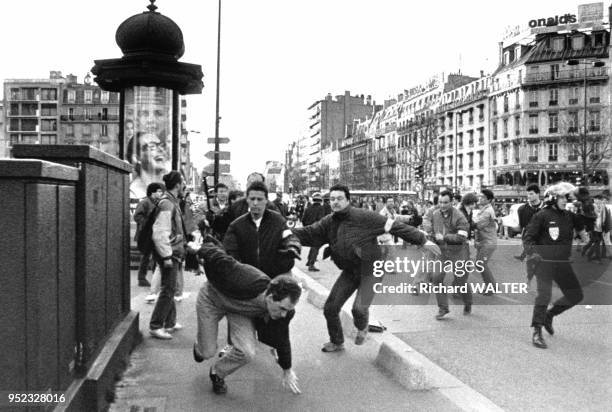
[136, 204, 161, 255]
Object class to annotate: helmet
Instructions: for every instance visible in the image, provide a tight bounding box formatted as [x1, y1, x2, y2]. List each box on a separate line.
[543, 182, 577, 206]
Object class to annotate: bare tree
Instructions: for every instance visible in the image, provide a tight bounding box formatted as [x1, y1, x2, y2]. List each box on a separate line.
[402, 112, 439, 199]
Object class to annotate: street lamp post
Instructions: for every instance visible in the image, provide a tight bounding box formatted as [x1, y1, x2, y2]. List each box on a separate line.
[566, 58, 605, 186]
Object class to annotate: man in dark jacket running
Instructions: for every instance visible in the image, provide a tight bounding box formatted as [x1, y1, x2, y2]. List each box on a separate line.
[292, 184, 439, 352]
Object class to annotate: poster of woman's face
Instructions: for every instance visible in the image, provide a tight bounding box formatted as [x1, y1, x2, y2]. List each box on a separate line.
[124, 86, 173, 200]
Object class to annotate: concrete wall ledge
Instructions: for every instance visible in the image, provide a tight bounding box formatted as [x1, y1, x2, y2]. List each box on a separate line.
[0, 159, 79, 181]
[56, 311, 141, 412]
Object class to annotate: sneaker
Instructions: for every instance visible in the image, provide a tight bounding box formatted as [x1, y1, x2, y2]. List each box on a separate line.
[435, 307, 450, 320]
[354, 329, 368, 345]
[513, 255, 525, 262]
[321, 342, 345, 352]
[218, 344, 233, 358]
[165, 323, 183, 333]
[145, 293, 158, 303]
[308, 266, 320, 272]
[209, 367, 227, 394]
[149, 328, 173, 340]
[138, 279, 151, 287]
[193, 343, 204, 363]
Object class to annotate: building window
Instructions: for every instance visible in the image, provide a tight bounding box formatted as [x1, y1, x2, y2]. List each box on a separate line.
[41, 135, 57, 144]
[84, 90, 93, 104]
[492, 146, 498, 165]
[68, 90, 75, 103]
[66, 125, 74, 136]
[101, 91, 110, 104]
[514, 116, 520, 136]
[503, 95, 509, 112]
[528, 144, 538, 162]
[548, 143, 558, 161]
[568, 87, 579, 105]
[41, 119, 57, 132]
[41, 88, 57, 101]
[529, 90, 538, 107]
[552, 38, 564, 52]
[590, 85, 600, 104]
[568, 112, 578, 133]
[101, 124, 108, 136]
[10, 88, 20, 100]
[514, 90, 520, 108]
[549, 88, 558, 106]
[492, 99, 497, 115]
[41, 104, 57, 116]
[589, 111, 600, 132]
[568, 144, 579, 161]
[548, 113, 558, 133]
[571, 36, 584, 50]
[529, 114, 538, 134]
[550, 64, 560, 80]
[503, 119, 508, 138]
[492, 121, 498, 140]
[503, 145, 509, 164]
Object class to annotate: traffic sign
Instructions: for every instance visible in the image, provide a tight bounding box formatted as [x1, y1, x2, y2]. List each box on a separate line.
[207, 137, 230, 144]
[205, 151, 231, 160]
[203, 163, 230, 174]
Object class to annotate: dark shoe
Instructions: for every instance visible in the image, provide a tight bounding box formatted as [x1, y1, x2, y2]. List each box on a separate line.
[463, 304, 472, 315]
[435, 308, 450, 320]
[209, 367, 227, 394]
[543, 313, 555, 336]
[532, 327, 547, 349]
[308, 266, 320, 272]
[193, 343, 204, 363]
[321, 342, 345, 352]
[138, 279, 151, 287]
[513, 255, 525, 262]
[354, 329, 367, 345]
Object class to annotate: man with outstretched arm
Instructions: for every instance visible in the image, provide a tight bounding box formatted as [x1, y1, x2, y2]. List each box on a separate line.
[291, 184, 440, 352]
[193, 237, 302, 394]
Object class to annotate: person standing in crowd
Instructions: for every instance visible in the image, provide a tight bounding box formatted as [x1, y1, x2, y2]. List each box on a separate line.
[584, 194, 611, 262]
[474, 189, 498, 294]
[378, 197, 397, 245]
[427, 190, 472, 319]
[302, 192, 326, 271]
[451, 192, 478, 297]
[452, 193, 462, 209]
[194, 182, 232, 241]
[133, 182, 165, 287]
[273, 192, 288, 218]
[323, 193, 332, 215]
[223, 181, 298, 279]
[398, 200, 422, 228]
[226, 172, 280, 223]
[514, 184, 542, 262]
[149, 171, 187, 340]
[291, 184, 438, 353]
[193, 239, 302, 395]
[523, 182, 589, 349]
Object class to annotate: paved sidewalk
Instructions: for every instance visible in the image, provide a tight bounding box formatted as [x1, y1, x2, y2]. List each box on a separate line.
[109, 270, 461, 412]
[297, 246, 612, 412]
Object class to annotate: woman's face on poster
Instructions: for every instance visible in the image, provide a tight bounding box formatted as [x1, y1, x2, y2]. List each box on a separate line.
[139, 133, 168, 172]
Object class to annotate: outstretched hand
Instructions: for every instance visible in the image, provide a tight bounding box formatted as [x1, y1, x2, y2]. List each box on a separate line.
[281, 369, 301, 394]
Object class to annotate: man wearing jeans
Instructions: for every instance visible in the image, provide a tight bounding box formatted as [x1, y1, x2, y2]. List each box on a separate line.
[291, 184, 437, 353]
[149, 171, 186, 339]
[193, 240, 302, 395]
[474, 189, 498, 295]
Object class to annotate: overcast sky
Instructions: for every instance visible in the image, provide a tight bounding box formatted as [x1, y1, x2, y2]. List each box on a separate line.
[1, 0, 605, 184]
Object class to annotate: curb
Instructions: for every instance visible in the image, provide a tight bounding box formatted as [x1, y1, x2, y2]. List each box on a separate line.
[292, 267, 503, 412]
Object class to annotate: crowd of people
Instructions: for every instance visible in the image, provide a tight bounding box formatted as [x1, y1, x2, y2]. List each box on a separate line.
[132, 171, 611, 395]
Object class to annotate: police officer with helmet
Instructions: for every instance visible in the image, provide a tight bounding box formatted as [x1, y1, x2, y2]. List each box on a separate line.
[523, 182, 589, 349]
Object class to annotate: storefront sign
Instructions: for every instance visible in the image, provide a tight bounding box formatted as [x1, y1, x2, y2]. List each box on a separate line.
[528, 14, 577, 28]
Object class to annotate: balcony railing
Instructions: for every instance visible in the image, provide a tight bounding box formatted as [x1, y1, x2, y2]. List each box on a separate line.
[529, 102, 538, 108]
[568, 126, 577, 133]
[523, 67, 608, 84]
[478, 162, 484, 168]
[468, 140, 474, 147]
[548, 156, 558, 162]
[478, 115, 484, 122]
[529, 128, 538, 134]
[478, 139, 484, 145]
[569, 98, 578, 105]
[468, 164, 474, 170]
[590, 125, 601, 132]
[549, 127, 558, 133]
[549, 100, 558, 106]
